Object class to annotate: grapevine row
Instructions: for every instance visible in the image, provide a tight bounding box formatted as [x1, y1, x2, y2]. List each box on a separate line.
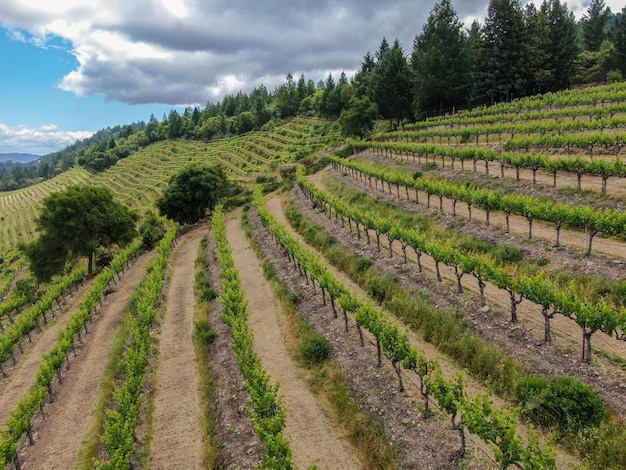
[0, 268, 88, 375]
[385, 116, 626, 148]
[211, 205, 294, 469]
[0, 257, 25, 301]
[334, 153, 626, 254]
[351, 141, 626, 192]
[297, 168, 625, 363]
[95, 231, 176, 469]
[502, 131, 625, 155]
[405, 102, 626, 131]
[437, 82, 626, 118]
[252, 186, 555, 469]
[0, 240, 142, 469]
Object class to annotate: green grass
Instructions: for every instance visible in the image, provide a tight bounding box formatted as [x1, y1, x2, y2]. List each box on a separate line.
[76, 280, 145, 469]
[285, 194, 626, 469]
[193, 236, 219, 468]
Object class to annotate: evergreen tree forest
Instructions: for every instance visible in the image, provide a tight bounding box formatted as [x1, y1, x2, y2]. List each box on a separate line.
[2, 0, 625, 190]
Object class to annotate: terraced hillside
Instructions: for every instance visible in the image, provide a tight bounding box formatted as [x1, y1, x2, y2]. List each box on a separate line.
[0, 118, 338, 253]
[1, 86, 626, 470]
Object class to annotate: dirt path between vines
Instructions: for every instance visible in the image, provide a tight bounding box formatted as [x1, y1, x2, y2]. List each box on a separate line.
[299, 173, 626, 418]
[224, 210, 361, 470]
[356, 151, 626, 259]
[370, 149, 626, 197]
[264, 195, 579, 468]
[18, 250, 155, 470]
[0, 280, 93, 427]
[150, 226, 205, 470]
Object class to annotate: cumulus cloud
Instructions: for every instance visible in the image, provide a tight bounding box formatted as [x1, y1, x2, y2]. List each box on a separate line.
[0, 122, 93, 155]
[0, 0, 489, 107]
[0, 0, 622, 109]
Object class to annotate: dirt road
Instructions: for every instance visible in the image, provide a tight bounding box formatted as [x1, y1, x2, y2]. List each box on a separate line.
[225, 210, 361, 470]
[18, 250, 156, 469]
[150, 226, 205, 469]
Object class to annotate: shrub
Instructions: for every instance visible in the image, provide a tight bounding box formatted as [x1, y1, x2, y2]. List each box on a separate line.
[492, 244, 524, 264]
[14, 277, 37, 301]
[194, 320, 217, 346]
[200, 286, 217, 302]
[516, 376, 607, 434]
[300, 333, 330, 367]
[609, 279, 626, 308]
[350, 258, 372, 276]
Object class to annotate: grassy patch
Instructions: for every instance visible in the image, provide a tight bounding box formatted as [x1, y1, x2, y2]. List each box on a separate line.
[193, 235, 219, 468]
[76, 300, 136, 470]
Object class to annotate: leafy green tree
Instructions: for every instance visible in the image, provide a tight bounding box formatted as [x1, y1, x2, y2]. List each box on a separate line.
[237, 111, 256, 133]
[574, 46, 614, 83]
[411, 0, 470, 118]
[338, 96, 378, 140]
[23, 186, 137, 280]
[22, 233, 68, 283]
[156, 164, 232, 225]
[139, 209, 165, 249]
[582, 0, 610, 52]
[371, 38, 413, 128]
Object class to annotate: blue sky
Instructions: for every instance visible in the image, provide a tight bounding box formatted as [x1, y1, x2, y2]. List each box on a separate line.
[0, 28, 180, 154]
[0, 0, 621, 155]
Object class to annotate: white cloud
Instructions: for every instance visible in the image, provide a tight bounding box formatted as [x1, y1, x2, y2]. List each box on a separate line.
[1, 0, 624, 110]
[0, 0, 490, 107]
[0, 122, 93, 155]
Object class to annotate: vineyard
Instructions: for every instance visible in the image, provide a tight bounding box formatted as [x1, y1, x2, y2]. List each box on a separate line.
[0, 86, 625, 469]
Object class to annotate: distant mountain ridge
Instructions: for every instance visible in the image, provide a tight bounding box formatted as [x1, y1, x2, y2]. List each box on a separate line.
[0, 153, 40, 164]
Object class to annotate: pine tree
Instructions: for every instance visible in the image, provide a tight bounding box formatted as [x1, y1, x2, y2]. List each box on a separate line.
[582, 0, 610, 52]
[353, 51, 377, 99]
[609, 7, 626, 75]
[471, 0, 527, 105]
[524, 3, 552, 94]
[411, 0, 470, 118]
[543, 0, 578, 90]
[371, 39, 413, 128]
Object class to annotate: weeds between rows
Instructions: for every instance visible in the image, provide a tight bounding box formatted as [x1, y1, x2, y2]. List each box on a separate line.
[285, 187, 626, 469]
[242, 206, 400, 469]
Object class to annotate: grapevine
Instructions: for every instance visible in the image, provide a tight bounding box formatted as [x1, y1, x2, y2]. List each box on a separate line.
[254, 185, 556, 468]
[212, 205, 294, 469]
[0, 240, 142, 469]
[297, 167, 626, 362]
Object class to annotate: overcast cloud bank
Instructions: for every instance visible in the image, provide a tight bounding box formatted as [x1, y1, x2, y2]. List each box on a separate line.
[0, 0, 623, 154]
